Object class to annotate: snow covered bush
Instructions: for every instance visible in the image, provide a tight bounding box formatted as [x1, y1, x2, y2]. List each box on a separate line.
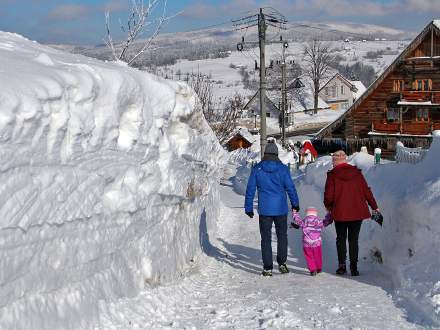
[0, 32, 224, 329]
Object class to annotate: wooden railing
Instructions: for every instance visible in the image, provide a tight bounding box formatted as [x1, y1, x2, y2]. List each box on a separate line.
[399, 91, 440, 104]
[401, 122, 431, 135]
[372, 121, 434, 135]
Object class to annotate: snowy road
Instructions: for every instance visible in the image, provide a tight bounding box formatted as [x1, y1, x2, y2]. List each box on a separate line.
[97, 172, 421, 329]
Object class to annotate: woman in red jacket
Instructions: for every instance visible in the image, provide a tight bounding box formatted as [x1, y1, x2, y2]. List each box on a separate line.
[324, 150, 379, 276]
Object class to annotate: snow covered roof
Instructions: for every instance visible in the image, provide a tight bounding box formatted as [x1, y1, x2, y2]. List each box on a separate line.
[351, 81, 366, 99]
[236, 127, 256, 144]
[288, 89, 330, 113]
[434, 20, 440, 30]
[397, 100, 435, 106]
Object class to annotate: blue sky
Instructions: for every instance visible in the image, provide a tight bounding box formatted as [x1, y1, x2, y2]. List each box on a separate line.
[0, 0, 439, 45]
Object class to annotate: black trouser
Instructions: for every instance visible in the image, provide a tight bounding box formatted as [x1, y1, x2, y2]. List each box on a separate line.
[259, 215, 288, 270]
[334, 220, 362, 266]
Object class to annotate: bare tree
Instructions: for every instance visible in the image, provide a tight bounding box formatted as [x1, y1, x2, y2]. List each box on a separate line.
[213, 93, 245, 144]
[188, 74, 244, 144]
[303, 39, 335, 114]
[189, 73, 215, 122]
[104, 0, 175, 66]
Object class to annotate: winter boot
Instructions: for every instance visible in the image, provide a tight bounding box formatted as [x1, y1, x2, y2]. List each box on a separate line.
[279, 263, 289, 274]
[350, 264, 359, 276]
[310, 271, 317, 276]
[336, 264, 347, 275]
[262, 269, 273, 277]
[317, 269, 322, 274]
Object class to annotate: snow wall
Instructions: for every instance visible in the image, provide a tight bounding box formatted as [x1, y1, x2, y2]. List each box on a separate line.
[0, 32, 225, 329]
[234, 139, 440, 326]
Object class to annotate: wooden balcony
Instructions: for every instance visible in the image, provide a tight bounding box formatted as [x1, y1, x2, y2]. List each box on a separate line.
[398, 91, 440, 104]
[372, 121, 433, 135]
[401, 121, 431, 135]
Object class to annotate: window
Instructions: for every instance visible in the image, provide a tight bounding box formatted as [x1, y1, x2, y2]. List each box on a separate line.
[413, 79, 432, 91]
[386, 108, 399, 122]
[325, 87, 329, 96]
[416, 109, 429, 121]
[393, 80, 404, 92]
[341, 85, 345, 95]
[266, 112, 271, 118]
[331, 85, 337, 97]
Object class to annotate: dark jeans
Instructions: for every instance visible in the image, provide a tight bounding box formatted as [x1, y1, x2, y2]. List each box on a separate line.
[335, 220, 362, 266]
[259, 215, 287, 270]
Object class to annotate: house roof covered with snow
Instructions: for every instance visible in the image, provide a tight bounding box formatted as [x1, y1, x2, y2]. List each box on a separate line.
[351, 81, 366, 99]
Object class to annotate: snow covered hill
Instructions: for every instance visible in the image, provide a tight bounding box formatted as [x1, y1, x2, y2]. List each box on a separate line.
[0, 32, 224, 329]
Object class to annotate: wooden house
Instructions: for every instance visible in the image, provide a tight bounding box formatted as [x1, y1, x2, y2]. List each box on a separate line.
[226, 128, 255, 152]
[314, 20, 440, 158]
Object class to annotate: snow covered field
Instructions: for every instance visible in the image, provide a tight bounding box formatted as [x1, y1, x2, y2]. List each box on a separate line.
[164, 40, 406, 103]
[0, 32, 224, 329]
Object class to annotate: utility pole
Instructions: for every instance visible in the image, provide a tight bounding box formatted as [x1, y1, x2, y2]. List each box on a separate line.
[281, 38, 287, 147]
[233, 8, 287, 158]
[258, 8, 267, 157]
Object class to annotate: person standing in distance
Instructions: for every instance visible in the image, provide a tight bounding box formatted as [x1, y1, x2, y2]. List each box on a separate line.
[324, 150, 380, 276]
[245, 141, 300, 277]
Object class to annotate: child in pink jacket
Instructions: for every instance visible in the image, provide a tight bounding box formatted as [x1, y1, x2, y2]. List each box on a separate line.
[291, 207, 333, 276]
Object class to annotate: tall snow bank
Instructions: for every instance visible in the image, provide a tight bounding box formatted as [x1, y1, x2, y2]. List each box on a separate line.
[294, 141, 440, 326]
[0, 32, 225, 329]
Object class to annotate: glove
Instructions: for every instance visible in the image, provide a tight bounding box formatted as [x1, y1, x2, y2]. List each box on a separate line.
[292, 205, 300, 212]
[290, 222, 300, 229]
[245, 211, 254, 218]
[371, 211, 383, 226]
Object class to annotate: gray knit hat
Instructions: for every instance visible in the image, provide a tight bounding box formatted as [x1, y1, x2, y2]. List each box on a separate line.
[264, 142, 278, 155]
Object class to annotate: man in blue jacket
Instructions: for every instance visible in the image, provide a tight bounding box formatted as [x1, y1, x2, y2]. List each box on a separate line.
[245, 141, 299, 277]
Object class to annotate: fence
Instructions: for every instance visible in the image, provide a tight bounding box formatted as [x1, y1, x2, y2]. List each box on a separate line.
[395, 141, 428, 164]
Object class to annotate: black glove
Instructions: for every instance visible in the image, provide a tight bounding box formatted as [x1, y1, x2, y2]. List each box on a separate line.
[292, 205, 300, 212]
[290, 222, 300, 229]
[371, 211, 383, 226]
[245, 211, 254, 218]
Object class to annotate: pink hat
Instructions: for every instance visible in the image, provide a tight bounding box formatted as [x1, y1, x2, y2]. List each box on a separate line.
[306, 207, 318, 217]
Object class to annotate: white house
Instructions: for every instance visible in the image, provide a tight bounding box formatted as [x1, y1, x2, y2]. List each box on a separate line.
[286, 77, 330, 113]
[319, 73, 366, 111]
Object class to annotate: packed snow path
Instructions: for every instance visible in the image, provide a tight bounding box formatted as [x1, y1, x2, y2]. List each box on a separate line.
[97, 172, 420, 329]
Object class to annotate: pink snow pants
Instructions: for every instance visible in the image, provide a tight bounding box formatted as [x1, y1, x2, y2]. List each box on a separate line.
[303, 245, 322, 272]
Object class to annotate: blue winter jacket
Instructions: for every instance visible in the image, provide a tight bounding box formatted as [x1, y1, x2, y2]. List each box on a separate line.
[244, 160, 299, 216]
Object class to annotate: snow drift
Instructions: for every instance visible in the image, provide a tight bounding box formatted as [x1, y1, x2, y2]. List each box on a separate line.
[293, 139, 440, 327]
[0, 32, 224, 329]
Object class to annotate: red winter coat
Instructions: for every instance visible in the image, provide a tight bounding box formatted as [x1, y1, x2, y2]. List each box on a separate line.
[324, 163, 378, 221]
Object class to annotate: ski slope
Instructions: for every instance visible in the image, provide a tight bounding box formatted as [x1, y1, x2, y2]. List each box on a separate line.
[97, 165, 420, 329]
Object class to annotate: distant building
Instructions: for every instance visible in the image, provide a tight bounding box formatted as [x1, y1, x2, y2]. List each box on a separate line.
[243, 90, 295, 127]
[287, 77, 330, 114]
[226, 128, 255, 151]
[319, 73, 366, 111]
